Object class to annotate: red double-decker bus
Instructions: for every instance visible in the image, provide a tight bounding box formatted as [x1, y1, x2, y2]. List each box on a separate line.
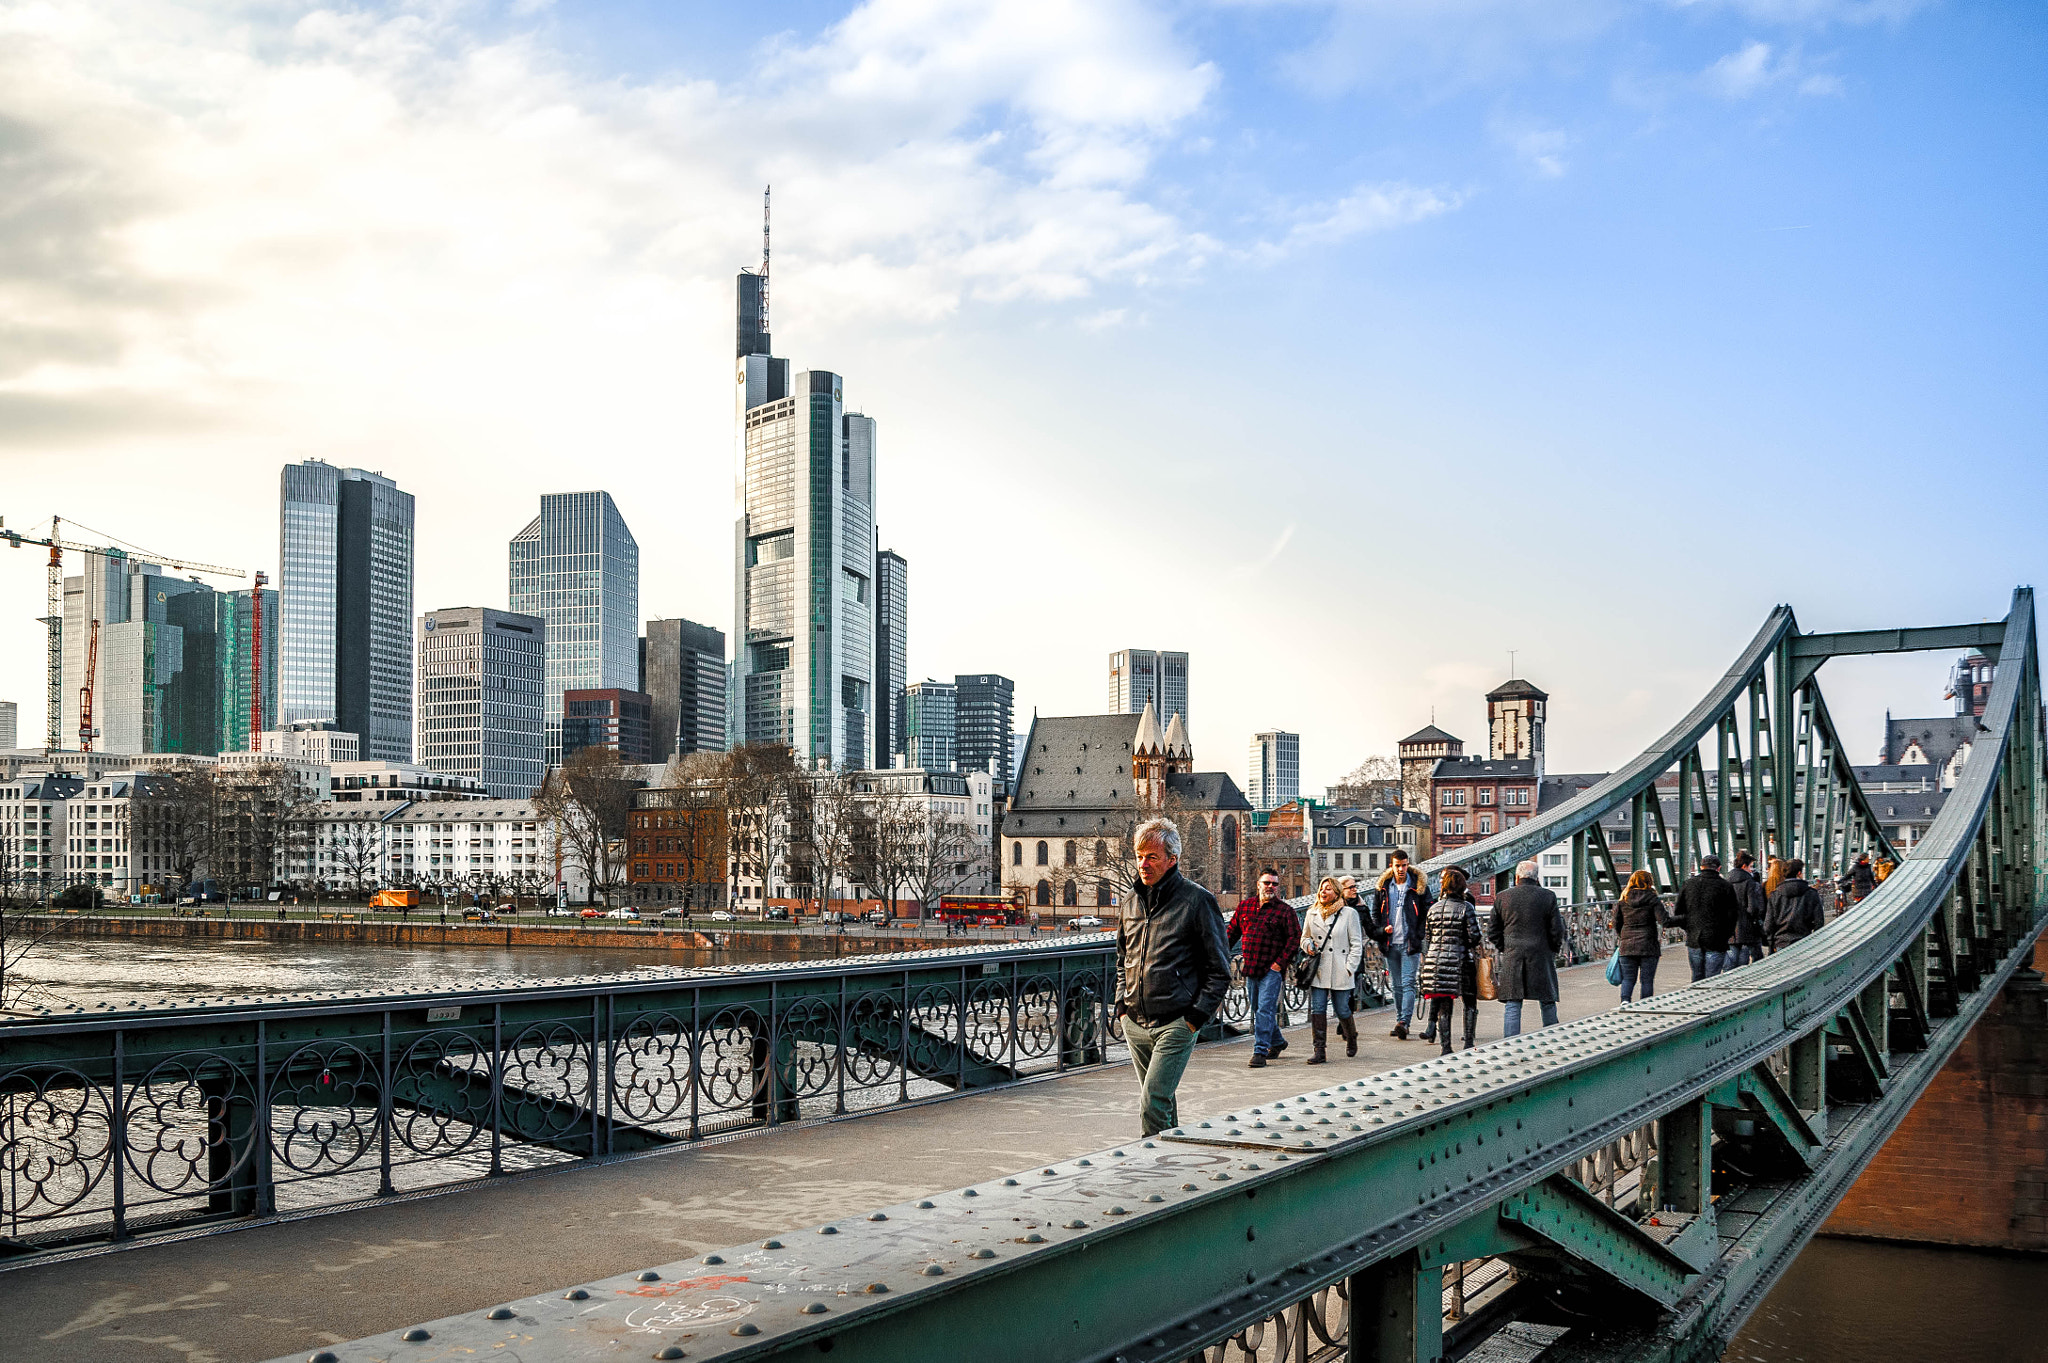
[937, 894, 1023, 926]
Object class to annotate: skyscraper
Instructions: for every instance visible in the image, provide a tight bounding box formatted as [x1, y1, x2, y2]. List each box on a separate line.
[875, 550, 908, 765]
[1248, 730, 1300, 811]
[1109, 649, 1189, 727]
[642, 618, 728, 761]
[418, 607, 545, 798]
[731, 252, 878, 769]
[279, 460, 415, 762]
[217, 584, 278, 754]
[0, 701, 15, 749]
[510, 492, 640, 767]
[62, 553, 221, 755]
[903, 680, 957, 770]
[953, 673, 1014, 785]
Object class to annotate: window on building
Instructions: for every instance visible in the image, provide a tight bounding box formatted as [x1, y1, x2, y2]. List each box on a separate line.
[1441, 817, 1454, 834]
[1477, 788, 1494, 805]
[1064, 840, 1077, 866]
[1036, 841, 1049, 866]
[1096, 883, 1112, 907]
[1094, 839, 1109, 864]
[1477, 816, 1493, 836]
[1036, 879, 1051, 906]
[1062, 880, 1078, 907]
[1012, 843, 1022, 866]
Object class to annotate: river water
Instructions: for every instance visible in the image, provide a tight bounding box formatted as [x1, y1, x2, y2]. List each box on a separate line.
[10, 938, 2041, 1360]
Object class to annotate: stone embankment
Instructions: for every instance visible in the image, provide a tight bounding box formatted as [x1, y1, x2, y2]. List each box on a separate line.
[17, 913, 939, 960]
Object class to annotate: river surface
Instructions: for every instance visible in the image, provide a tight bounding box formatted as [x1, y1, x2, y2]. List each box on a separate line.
[10, 938, 2040, 1360]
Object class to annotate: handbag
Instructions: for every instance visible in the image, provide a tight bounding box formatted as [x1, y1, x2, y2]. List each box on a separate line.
[1604, 947, 1624, 986]
[1291, 913, 1335, 990]
[1476, 950, 1497, 1001]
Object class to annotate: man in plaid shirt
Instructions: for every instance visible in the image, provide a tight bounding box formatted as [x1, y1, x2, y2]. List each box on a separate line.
[1231, 869, 1301, 1067]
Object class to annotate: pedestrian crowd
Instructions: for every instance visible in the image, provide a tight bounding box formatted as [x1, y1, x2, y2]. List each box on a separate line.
[1112, 813, 1859, 1135]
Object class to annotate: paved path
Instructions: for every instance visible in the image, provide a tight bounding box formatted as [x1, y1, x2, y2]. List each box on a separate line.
[7, 963, 1624, 1363]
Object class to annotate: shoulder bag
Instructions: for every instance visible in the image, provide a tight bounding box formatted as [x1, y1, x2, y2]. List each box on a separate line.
[1291, 914, 1333, 990]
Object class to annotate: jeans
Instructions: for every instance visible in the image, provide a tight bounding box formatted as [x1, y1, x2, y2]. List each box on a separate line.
[1725, 944, 1758, 969]
[1501, 999, 1559, 1036]
[1689, 947, 1727, 981]
[1251, 967, 1286, 1057]
[1124, 1015, 1198, 1136]
[1384, 946, 1421, 1023]
[1618, 954, 1659, 1003]
[1309, 985, 1354, 1020]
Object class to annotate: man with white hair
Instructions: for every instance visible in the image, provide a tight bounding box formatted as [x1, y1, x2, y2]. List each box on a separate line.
[1488, 858, 1567, 1036]
[1115, 817, 1231, 1136]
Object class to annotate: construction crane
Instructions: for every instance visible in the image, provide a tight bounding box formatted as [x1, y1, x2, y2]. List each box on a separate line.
[79, 619, 100, 752]
[0, 516, 247, 750]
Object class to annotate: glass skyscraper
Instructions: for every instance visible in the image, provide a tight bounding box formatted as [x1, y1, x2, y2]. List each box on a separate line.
[1109, 649, 1189, 728]
[732, 267, 878, 770]
[217, 585, 278, 754]
[875, 550, 908, 765]
[902, 679, 956, 771]
[642, 618, 728, 760]
[418, 607, 545, 797]
[510, 492, 639, 767]
[279, 460, 415, 762]
[953, 673, 1014, 787]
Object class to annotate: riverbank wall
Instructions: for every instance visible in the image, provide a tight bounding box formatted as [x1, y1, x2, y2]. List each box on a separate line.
[18, 914, 938, 961]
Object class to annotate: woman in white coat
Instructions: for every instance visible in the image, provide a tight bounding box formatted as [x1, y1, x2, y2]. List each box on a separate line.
[1300, 876, 1366, 1063]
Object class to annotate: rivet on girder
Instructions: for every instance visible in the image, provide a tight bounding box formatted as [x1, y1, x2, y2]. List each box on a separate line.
[801, 1303, 828, 1315]
[731, 1323, 761, 1336]
[486, 1307, 516, 1320]
[638, 1270, 662, 1281]
[922, 1264, 946, 1276]
[401, 1329, 431, 1342]
[702, 1255, 725, 1265]
[762, 1239, 783, 1249]
[565, 1289, 590, 1301]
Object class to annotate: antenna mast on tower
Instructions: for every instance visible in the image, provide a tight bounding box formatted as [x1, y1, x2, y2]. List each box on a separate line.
[761, 185, 771, 338]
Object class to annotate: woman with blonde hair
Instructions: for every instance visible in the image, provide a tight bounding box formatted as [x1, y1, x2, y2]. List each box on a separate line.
[1611, 869, 1676, 1003]
[1300, 877, 1365, 1063]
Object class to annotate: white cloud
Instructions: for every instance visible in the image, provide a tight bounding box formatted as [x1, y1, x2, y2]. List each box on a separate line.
[1494, 119, 1572, 177]
[1705, 39, 1778, 97]
[1255, 182, 1462, 261]
[0, 0, 1223, 447]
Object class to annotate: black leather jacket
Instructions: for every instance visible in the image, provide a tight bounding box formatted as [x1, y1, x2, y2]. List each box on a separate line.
[1116, 867, 1231, 1028]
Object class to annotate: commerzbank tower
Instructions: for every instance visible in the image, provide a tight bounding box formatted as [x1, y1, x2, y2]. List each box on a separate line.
[729, 191, 880, 769]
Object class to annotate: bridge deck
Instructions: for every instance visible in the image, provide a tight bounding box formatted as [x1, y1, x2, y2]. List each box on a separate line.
[6, 964, 1619, 1363]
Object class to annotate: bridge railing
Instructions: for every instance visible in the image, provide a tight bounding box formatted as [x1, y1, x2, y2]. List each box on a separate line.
[273, 589, 2043, 1363]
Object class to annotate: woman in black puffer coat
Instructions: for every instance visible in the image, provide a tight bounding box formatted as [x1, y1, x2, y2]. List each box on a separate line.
[1416, 867, 1483, 1055]
[1610, 869, 1677, 1003]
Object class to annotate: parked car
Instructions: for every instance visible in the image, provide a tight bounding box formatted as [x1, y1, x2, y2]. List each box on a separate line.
[544, 906, 578, 918]
[864, 908, 890, 924]
[820, 910, 847, 924]
[1067, 915, 1106, 930]
[461, 908, 497, 922]
[578, 908, 601, 919]
[658, 907, 683, 919]
[710, 910, 736, 923]
[764, 906, 792, 921]
[603, 908, 638, 920]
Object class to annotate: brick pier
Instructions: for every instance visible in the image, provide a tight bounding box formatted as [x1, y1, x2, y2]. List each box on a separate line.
[1822, 940, 2048, 1252]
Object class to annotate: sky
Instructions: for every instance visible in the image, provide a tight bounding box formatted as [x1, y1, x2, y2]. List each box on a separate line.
[1, 0, 2042, 791]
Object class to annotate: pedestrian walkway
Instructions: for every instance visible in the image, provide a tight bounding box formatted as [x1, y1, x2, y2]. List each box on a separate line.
[8, 963, 1621, 1363]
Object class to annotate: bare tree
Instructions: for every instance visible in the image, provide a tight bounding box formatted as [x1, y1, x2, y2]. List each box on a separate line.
[1327, 754, 1402, 810]
[721, 744, 798, 911]
[901, 806, 978, 920]
[328, 812, 384, 900]
[537, 746, 639, 905]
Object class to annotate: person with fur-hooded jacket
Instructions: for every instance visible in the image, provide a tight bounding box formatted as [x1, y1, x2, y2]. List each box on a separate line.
[1369, 851, 1434, 1040]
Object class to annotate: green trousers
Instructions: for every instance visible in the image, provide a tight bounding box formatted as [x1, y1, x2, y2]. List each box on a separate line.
[1124, 1015, 1198, 1136]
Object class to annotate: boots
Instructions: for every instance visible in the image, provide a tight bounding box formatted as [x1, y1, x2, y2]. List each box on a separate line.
[1463, 1002, 1478, 1051]
[1338, 1014, 1358, 1057]
[1390, 1020, 1409, 1040]
[1306, 1014, 1328, 1065]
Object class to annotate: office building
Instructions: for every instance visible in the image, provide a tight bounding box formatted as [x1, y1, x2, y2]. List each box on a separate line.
[62, 553, 221, 756]
[641, 618, 727, 760]
[1248, 730, 1301, 811]
[217, 584, 278, 754]
[953, 674, 1014, 786]
[902, 680, 957, 771]
[257, 722, 360, 765]
[0, 701, 14, 749]
[1108, 649, 1188, 728]
[417, 607, 546, 798]
[562, 688, 654, 766]
[509, 492, 639, 767]
[279, 460, 416, 762]
[731, 252, 878, 769]
[874, 550, 908, 763]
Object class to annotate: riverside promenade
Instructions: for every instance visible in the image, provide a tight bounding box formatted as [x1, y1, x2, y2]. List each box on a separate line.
[7, 966, 1618, 1363]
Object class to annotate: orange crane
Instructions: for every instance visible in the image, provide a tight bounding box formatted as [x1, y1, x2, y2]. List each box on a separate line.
[1, 516, 246, 750]
[249, 570, 268, 749]
[79, 618, 100, 751]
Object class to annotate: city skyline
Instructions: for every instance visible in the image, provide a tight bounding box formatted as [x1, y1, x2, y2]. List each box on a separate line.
[1, 2, 2039, 792]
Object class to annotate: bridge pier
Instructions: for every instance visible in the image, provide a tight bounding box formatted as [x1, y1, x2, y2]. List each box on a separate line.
[1822, 940, 2048, 1253]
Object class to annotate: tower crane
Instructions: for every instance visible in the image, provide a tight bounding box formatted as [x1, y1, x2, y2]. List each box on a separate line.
[0, 516, 247, 750]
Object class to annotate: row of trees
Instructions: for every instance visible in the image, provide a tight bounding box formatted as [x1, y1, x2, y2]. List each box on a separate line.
[542, 744, 989, 914]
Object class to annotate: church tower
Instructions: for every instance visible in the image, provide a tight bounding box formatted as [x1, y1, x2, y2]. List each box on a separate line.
[1487, 678, 1547, 781]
